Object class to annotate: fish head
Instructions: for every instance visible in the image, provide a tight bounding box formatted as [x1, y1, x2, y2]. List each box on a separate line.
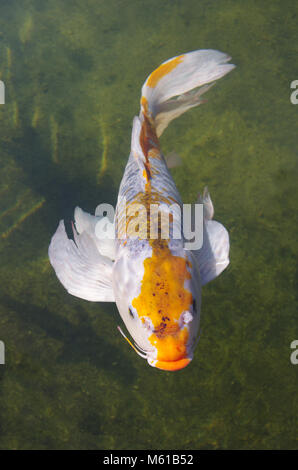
[113, 239, 201, 371]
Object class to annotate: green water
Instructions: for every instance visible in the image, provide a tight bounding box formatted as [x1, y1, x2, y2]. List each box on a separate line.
[0, 0, 297, 450]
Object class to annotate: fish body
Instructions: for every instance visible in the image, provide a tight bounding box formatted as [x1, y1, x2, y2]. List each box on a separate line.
[49, 50, 235, 371]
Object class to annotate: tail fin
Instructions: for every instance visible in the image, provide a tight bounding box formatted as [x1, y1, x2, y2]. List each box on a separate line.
[140, 50, 235, 137]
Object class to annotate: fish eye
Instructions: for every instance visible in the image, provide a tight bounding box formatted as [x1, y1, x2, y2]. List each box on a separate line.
[129, 308, 135, 319]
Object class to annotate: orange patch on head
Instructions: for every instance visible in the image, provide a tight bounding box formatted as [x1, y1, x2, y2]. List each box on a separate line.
[150, 326, 189, 362]
[132, 240, 192, 362]
[146, 55, 184, 88]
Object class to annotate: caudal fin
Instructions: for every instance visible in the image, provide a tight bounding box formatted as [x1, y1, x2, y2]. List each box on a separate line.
[140, 50, 235, 137]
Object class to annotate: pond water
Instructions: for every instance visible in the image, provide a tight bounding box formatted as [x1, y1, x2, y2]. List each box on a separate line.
[0, 0, 297, 449]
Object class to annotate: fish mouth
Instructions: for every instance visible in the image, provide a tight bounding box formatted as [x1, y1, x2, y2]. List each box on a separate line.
[148, 356, 192, 371]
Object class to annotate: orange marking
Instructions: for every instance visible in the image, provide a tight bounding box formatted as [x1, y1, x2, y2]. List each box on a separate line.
[142, 169, 148, 181]
[146, 55, 184, 88]
[155, 357, 191, 371]
[140, 114, 159, 159]
[124, 190, 178, 239]
[150, 327, 189, 361]
[124, 88, 179, 239]
[141, 96, 148, 114]
[132, 239, 193, 363]
[148, 148, 161, 160]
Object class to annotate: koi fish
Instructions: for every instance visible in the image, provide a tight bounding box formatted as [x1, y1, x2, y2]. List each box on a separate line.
[49, 50, 235, 371]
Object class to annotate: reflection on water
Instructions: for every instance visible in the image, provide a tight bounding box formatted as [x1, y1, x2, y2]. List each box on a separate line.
[0, 0, 297, 450]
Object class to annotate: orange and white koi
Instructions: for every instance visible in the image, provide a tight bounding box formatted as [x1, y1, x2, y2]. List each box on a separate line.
[49, 49, 235, 371]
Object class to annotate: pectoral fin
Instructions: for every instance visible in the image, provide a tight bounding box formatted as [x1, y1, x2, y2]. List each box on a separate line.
[74, 206, 116, 260]
[48, 220, 115, 302]
[192, 188, 229, 285]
